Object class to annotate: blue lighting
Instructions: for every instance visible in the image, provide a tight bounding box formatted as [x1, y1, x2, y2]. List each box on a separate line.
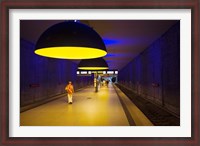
[103, 39, 120, 46]
[103, 37, 152, 47]
[105, 53, 116, 57]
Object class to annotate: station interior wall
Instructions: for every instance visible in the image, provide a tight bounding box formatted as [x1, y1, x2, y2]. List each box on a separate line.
[118, 22, 180, 116]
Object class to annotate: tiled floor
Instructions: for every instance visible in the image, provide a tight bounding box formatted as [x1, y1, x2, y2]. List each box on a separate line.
[20, 84, 130, 126]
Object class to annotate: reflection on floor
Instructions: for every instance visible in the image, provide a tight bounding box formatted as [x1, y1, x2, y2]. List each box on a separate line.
[20, 84, 130, 126]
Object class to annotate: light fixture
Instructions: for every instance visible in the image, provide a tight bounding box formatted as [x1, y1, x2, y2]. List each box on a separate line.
[35, 21, 107, 59]
[107, 71, 114, 74]
[78, 58, 108, 70]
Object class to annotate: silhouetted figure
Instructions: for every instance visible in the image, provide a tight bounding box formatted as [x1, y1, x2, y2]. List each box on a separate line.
[106, 80, 109, 87]
[65, 81, 74, 104]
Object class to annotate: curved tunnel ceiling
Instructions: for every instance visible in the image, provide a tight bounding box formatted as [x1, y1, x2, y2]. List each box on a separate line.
[20, 20, 178, 70]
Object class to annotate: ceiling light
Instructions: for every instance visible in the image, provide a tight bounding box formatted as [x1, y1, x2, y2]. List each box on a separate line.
[78, 58, 108, 70]
[35, 21, 107, 59]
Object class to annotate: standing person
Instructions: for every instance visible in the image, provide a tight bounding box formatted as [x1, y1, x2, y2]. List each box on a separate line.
[65, 81, 74, 104]
[106, 80, 109, 87]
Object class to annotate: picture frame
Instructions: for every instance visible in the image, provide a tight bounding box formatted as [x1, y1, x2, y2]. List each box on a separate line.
[0, 0, 199, 145]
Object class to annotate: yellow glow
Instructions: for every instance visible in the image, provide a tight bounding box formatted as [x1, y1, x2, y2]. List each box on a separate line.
[35, 47, 107, 59]
[78, 67, 108, 70]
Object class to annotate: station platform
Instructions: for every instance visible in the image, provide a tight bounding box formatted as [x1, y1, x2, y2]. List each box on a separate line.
[20, 84, 153, 126]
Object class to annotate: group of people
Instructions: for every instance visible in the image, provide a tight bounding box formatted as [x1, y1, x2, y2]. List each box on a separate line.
[65, 80, 109, 104]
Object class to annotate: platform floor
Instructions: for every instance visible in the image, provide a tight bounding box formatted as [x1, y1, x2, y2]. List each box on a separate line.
[20, 84, 130, 126]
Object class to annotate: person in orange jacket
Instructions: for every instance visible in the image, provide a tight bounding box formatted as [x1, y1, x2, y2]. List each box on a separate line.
[65, 81, 74, 104]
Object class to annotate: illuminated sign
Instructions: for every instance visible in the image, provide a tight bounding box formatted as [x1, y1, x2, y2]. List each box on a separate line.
[76, 70, 118, 75]
[81, 71, 87, 74]
[107, 71, 114, 74]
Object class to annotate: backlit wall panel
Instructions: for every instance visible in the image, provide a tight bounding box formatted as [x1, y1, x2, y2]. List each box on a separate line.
[118, 22, 180, 115]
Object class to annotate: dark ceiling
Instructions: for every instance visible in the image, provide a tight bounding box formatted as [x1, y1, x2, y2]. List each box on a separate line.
[20, 20, 178, 70]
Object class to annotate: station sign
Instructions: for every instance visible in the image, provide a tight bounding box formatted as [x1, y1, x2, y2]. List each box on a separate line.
[76, 70, 118, 76]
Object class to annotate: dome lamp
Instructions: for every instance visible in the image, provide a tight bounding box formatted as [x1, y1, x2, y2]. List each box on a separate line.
[35, 21, 107, 59]
[78, 58, 108, 70]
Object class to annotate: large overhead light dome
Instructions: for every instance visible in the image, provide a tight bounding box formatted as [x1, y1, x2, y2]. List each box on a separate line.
[35, 21, 107, 59]
[78, 58, 108, 70]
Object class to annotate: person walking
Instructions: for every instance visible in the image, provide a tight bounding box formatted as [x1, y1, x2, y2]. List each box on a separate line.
[65, 81, 74, 104]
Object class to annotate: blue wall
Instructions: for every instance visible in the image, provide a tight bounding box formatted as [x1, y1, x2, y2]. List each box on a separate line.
[118, 22, 180, 115]
[20, 39, 93, 106]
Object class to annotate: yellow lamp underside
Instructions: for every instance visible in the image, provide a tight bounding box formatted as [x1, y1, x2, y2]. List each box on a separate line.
[78, 67, 108, 70]
[35, 47, 107, 59]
